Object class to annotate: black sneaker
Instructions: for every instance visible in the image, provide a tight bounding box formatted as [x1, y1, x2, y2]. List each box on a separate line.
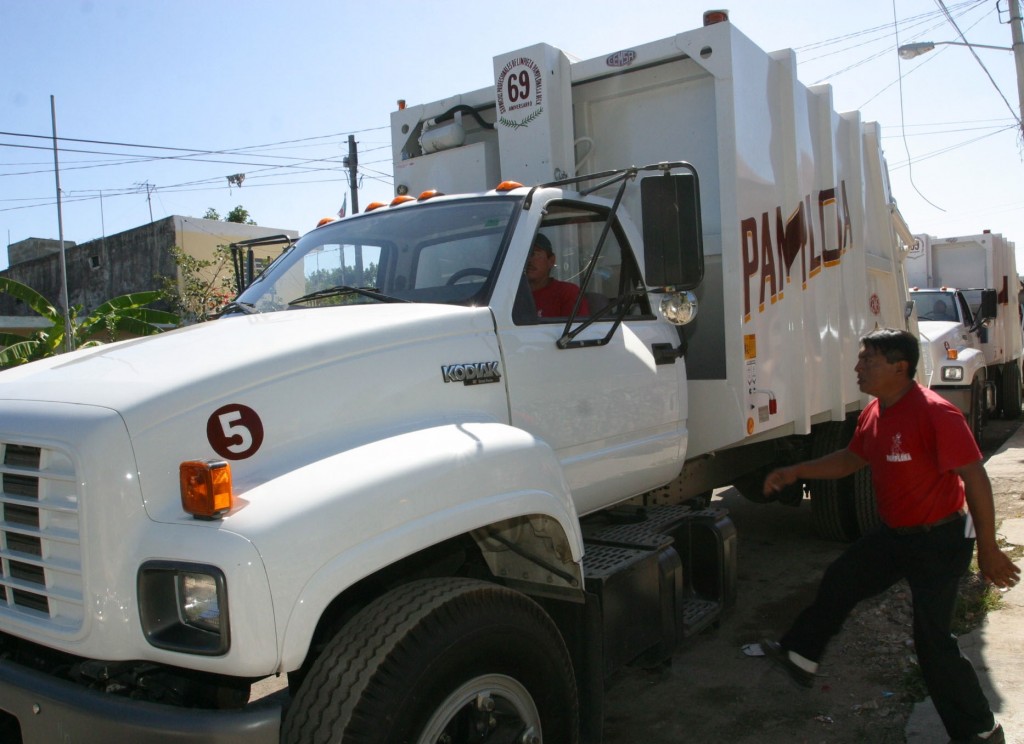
[760, 638, 814, 689]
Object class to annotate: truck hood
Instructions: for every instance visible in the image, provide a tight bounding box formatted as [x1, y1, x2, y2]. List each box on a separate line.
[917, 320, 968, 348]
[0, 304, 510, 520]
[0, 305, 494, 410]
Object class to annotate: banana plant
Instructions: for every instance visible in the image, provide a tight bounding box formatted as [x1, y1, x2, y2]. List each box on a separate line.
[0, 277, 179, 368]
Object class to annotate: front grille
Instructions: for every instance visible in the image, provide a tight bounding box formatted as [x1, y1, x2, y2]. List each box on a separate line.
[0, 442, 83, 630]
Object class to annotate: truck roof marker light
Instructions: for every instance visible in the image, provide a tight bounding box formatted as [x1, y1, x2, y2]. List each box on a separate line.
[365, 201, 387, 212]
[390, 195, 416, 207]
[180, 460, 233, 519]
[496, 181, 524, 192]
[316, 216, 337, 227]
[418, 189, 445, 201]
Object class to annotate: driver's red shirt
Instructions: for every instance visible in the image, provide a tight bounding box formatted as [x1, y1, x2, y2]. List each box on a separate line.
[533, 280, 589, 318]
[847, 383, 979, 528]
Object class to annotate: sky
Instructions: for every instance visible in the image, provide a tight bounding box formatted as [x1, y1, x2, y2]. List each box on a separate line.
[2, 0, 1023, 272]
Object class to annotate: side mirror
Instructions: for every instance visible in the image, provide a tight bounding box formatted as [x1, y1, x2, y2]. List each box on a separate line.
[979, 288, 997, 321]
[641, 171, 704, 290]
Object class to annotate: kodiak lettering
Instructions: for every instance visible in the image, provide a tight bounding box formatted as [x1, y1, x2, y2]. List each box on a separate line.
[740, 181, 853, 322]
[441, 362, 502, 385]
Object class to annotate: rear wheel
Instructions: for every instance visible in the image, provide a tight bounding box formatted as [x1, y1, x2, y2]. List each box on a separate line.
[282, 577, 579, 744]
[1001, 362, 1022, 420]
[852, 465, 881, 535]
[808, 419, 861, 542]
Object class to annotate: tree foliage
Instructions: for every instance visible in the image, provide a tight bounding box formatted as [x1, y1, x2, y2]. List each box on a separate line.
[202, 206, 256, 225]
[157, 245, 236, 324]
[226, 205, 255, 224]
[0, 277, 179, 368]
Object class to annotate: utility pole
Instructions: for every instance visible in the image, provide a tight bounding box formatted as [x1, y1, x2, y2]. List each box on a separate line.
[343, 135, 363, 278]
[344, 135, 360, 214]
[136, 181, 156, 253]
[1011, 0, 1024, 135]
[50, 95, 74, 353]
[136, 181, 155, 223]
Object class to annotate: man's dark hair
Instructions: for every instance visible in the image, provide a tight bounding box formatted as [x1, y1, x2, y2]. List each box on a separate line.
[861, 328, 918, 378]
[532, 233, 553, 255]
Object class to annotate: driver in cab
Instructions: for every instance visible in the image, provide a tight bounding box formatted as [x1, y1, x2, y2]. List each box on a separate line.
[526, 234, 589, 318]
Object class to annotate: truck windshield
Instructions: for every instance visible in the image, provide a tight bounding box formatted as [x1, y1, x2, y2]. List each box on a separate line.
[233, 197, 521, 313]
[914, 291, 959, 322]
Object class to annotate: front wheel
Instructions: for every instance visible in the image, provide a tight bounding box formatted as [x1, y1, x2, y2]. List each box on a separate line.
[282, 577, 579, 744]
[969, 377, 986, 446]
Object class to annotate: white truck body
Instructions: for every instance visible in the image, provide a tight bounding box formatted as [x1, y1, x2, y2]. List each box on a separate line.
[0, 16, 913, 744]
[907, 231, 1023, 431]
[394, 24, 914, 460]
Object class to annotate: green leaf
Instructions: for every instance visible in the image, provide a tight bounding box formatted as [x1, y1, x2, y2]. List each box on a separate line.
[0, 277, 61, 321]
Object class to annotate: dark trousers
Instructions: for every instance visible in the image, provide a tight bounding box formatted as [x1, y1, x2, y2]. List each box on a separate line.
[780, 516, 995, 740]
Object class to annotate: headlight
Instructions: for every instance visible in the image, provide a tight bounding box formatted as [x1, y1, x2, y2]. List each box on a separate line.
[138, 561, 229, 655]
[941, 366, 965, 382]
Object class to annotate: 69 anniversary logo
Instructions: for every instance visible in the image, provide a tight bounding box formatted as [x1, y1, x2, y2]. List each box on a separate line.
[496, 56, 544, 129]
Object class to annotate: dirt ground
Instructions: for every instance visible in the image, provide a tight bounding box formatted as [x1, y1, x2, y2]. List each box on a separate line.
[600, 419, 1021, 744]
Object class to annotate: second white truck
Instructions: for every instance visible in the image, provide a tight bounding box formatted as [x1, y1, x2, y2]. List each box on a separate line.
[0, 13, 915, 743]
[908, 231, 1023, 441]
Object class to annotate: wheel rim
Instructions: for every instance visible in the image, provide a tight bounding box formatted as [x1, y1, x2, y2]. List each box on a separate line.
[418, 673, 542, 744]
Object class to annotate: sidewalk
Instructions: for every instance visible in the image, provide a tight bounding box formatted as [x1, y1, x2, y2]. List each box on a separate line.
[906, 425, 1024, 743]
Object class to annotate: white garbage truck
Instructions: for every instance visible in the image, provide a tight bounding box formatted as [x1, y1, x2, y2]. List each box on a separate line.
[907, 230, 1023, 442]
[0, 13, 914, 743]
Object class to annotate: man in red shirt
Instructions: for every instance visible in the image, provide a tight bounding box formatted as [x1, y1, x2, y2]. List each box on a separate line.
[525, 234, 589, 319]
[761, 329, 1019, 744]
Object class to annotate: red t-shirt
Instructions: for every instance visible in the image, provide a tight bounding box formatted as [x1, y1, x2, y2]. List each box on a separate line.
[847, 383, 980, 528]
[532, 279, 589, 318]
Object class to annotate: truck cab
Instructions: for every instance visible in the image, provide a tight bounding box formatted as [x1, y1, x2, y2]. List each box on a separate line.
[911, 286, 998, 441]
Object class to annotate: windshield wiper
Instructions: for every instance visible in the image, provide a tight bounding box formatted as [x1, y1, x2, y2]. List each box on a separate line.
[287, 285, 410, 306]
[218, 300, 259, 316]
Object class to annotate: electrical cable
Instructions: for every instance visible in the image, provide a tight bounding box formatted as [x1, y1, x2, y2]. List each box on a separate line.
[894, 0, 947, 211]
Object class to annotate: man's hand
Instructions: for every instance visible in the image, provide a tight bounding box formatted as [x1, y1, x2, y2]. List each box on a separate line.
[977, 544, 1021, 589]
[763, 466, 798, 496]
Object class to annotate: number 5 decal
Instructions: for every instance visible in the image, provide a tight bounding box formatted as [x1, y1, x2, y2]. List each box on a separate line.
[207, 404, 264, 460]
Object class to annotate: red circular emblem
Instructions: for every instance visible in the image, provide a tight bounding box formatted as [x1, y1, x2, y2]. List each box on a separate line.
[207, 404, 264, 460]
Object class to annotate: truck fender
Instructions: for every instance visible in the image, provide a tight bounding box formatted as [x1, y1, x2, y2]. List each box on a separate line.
[247, 422, 584, 672]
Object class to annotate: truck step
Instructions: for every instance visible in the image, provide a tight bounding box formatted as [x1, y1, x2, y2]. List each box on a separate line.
[579, 504, 737, 677]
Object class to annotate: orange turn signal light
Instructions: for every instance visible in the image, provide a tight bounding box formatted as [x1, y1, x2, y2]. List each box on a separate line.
[180, 460, 233, 519]
[946, 349, 959, 360]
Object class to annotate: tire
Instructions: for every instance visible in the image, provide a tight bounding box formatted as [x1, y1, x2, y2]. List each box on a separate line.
[808, 419, 861, 542]
[969, 378, 985, 447]
[282, 577, 579, 744]
[1001, 362, 1022, 420]
[852, 465, 881, 535]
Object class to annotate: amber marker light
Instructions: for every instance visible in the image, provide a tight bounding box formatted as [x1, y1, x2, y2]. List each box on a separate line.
[418, 189, 445, 200]
[946, 349, 959, 360]
[390, 195, 416, 207]
[180, 460, 233, 519]
[496, 181, 524, 191]
[364, 201, 387, 212]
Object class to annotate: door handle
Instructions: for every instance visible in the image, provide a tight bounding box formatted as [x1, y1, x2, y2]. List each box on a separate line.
[652, 343, 681, 365]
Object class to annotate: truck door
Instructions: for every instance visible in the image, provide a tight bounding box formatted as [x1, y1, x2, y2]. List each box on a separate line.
[496, 200, 687, 515]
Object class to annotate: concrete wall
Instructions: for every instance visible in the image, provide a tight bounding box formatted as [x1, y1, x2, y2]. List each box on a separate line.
[1, 217, 297, 316]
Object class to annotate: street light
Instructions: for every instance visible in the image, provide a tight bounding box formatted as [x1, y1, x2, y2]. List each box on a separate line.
[896, 0, 1024, 137]
[897, 40, 1012, 60]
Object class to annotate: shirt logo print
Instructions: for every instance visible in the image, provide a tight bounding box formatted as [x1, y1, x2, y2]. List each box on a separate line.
[887, 432, 912, 462]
